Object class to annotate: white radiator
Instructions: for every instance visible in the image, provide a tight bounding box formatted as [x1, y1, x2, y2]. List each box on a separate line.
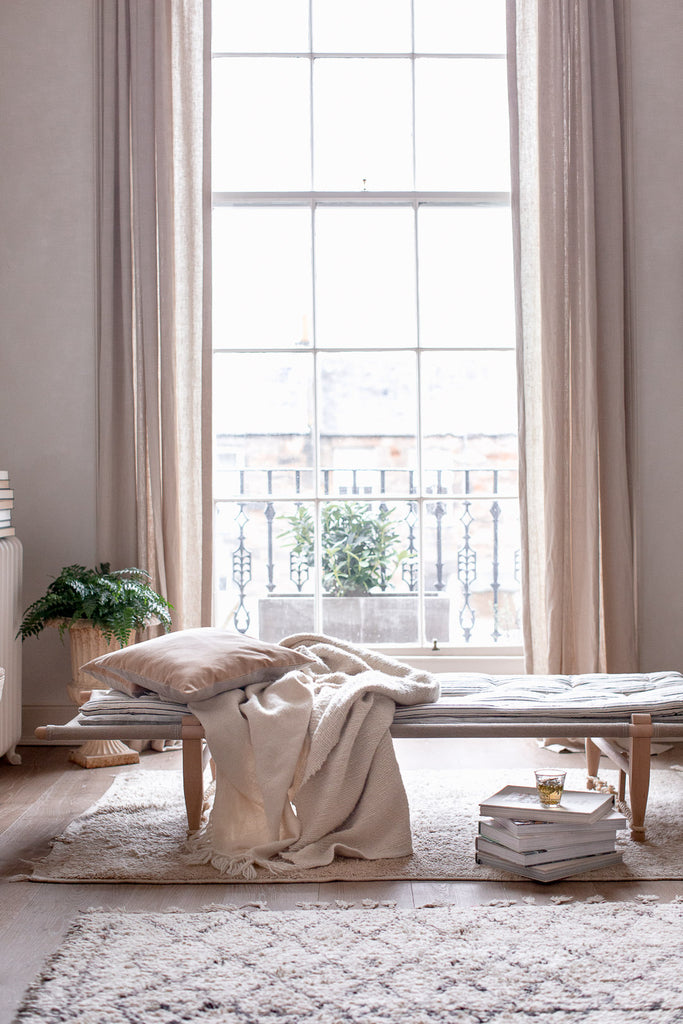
[0, 536, 23, 764]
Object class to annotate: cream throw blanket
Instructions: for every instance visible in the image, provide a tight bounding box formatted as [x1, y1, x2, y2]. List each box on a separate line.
[186, 634, 440, 877]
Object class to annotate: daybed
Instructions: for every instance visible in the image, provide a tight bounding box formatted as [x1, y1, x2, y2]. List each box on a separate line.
[36, 670, 683, 841]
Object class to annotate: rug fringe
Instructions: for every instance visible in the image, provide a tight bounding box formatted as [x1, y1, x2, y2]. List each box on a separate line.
[67, 897, 683, 917]
[586, 775, 644, 835]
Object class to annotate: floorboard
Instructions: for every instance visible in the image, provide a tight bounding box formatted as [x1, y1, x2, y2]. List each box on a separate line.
[2, 739, 682, 1023]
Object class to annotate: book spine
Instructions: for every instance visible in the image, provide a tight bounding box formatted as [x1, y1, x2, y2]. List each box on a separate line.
[488, 813, 628, 837]
[479, 804, 609, 824]
[478, 819, 622, 853]
[475, 835, 616, 867]
[475, 849, 623, 883]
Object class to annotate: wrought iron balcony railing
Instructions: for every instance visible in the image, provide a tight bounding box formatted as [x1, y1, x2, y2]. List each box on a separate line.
[214, 465, 521, 646]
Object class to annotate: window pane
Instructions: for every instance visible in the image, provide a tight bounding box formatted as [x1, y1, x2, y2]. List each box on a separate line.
[213, 208, 313, 349]
[314, 207, 416, 348]
[212, 0, 309, 53]
[420, 350, 518, 480]
[214, 352, 315, 499]
[414, 0, 507, 53]
[212, 58, 311, 190]
[318, 351, 418, 498]
[415, 58, 510, 191]
[423, 498, 521, 644]
[215, 500, 317, 639]
[313, 59, 413, 190]
[418, 206, 514, 348]
[312, 0, 411, 53]
[320, 500, 420, 643]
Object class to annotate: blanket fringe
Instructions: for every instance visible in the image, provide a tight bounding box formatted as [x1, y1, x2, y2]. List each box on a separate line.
[184, 826, 292, 880]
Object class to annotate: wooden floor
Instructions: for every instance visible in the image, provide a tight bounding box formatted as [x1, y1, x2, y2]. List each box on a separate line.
[1, 738, 682, 1022]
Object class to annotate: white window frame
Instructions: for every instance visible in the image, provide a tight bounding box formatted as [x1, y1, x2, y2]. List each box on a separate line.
[211, 39, 523, 664]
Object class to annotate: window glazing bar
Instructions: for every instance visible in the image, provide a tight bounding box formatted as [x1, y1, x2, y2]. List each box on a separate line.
[213, 191, 510, 207]
[212, 52, 506, 60]
[213, 345, 515, 355]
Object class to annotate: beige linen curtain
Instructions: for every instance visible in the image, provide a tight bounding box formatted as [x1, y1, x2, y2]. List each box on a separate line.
[507, 1, 637, 674]
[96, 0, 211, 628]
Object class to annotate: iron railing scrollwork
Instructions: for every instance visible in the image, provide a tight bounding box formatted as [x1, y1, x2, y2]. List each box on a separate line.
[218, 466, 521, 644]
[231, 503, 252, 633]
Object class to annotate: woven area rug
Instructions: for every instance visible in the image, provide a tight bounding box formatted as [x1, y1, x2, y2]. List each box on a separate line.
[23, 766, 683, 883]
[14, 902, 683, 1023]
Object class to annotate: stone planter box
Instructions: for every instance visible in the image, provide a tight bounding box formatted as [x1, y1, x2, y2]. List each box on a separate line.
[258, 593, 450, 645]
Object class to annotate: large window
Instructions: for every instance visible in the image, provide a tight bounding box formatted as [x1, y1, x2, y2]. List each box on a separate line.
[212, 0, 521, 649]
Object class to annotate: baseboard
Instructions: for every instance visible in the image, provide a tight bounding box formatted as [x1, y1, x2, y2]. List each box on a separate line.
[22, 704, 77, 745]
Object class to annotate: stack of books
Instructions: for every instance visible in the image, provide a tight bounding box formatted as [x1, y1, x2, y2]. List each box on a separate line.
[0, 471, 14, 538]
[475, 784, 626, 882]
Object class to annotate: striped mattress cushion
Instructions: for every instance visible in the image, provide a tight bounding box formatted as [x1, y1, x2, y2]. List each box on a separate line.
[393, 671, 683, 723]
[78, 690, 190, 724]
[79, 671, 683, 726]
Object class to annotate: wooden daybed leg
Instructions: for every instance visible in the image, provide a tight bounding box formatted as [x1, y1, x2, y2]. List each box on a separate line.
[628, 713, 653, 842]
[585, 738, 601, 785]
[182, 737, 205, 832]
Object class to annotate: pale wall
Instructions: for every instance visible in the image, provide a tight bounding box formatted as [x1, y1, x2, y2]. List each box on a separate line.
[628, 0, 683, 672]
[0, 1, 681, 739]
[0, 0, 97, 726]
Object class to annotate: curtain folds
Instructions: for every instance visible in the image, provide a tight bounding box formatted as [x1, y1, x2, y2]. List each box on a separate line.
[96, 0, 212, 629]
[507, 0, 637, 674]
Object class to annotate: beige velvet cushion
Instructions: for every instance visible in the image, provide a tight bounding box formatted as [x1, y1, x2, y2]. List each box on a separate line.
[80, 627, 314, 703]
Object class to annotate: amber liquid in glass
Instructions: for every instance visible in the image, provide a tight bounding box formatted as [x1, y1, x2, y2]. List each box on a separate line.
[536, 779, 564, 805]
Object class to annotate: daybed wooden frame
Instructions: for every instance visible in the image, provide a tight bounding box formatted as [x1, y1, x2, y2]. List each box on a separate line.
[36, 710, 675, 840]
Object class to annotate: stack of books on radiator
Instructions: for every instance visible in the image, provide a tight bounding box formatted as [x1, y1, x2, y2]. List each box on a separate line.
[0, 470, 14, 538]
[475, 785, 627, 882]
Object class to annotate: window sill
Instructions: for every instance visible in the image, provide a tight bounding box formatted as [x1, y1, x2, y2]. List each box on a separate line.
[366, 645, 525, 674]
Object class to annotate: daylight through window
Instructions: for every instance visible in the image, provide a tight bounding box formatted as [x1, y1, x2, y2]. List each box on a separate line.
[212, 0, 521, 649]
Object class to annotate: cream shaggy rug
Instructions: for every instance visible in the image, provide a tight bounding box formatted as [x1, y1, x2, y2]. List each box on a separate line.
[14, 902, 683, 1023]
[23, 767, 683, 884]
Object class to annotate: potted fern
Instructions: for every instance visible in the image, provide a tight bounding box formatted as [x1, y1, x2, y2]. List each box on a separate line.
[19, 563, 172, 767]
[19, 562, 172, 700]
[18, 562, 172, 647]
